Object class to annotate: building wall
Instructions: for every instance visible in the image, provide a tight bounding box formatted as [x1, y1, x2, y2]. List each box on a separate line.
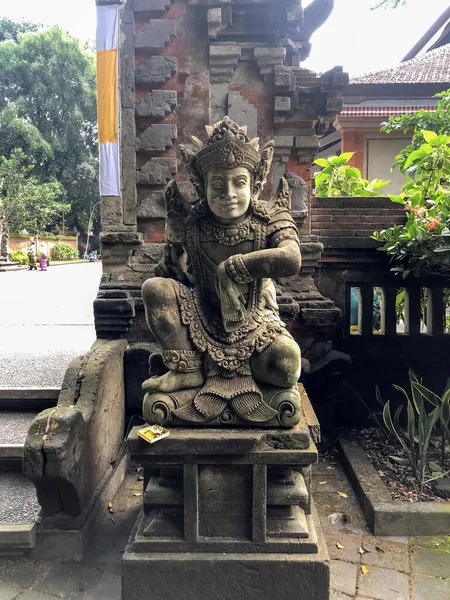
[9, 237, 79, 256]
[341, 123, 410, 194]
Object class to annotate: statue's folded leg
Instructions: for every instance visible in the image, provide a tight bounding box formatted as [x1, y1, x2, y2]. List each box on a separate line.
[142, 277, 205, 393]
[251, 333, 301, 389]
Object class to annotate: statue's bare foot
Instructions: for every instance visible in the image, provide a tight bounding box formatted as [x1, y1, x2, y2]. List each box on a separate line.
[142, 370, 204, 394]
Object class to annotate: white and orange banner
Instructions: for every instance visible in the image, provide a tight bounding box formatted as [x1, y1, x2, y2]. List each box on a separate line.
[96, 4, 120, 196]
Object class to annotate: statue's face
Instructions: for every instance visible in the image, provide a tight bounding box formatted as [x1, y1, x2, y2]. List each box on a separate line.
[206, 167, 252, 222]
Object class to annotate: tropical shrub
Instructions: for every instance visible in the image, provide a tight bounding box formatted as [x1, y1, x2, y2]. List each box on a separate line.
[314, 152, 390, 197]
[51, 242, 78, 261]
[373, 90, 450, 277]
[10, 249, 28, 265]
[381, 371, 450, 492]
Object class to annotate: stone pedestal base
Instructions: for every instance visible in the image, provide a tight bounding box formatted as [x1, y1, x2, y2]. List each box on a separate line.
[123, 510, 329, 600]
[123, 393, 329, 599]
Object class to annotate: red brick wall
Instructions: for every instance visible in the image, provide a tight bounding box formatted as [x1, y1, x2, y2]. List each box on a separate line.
[311, 197, 405, 239]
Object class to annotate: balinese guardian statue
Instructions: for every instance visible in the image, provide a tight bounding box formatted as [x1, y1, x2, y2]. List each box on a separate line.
[142, 117, 303, 427]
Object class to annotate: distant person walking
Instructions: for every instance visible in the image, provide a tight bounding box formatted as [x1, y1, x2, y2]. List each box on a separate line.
[39, 252, 48, 271]
[27, 243, 37, 271]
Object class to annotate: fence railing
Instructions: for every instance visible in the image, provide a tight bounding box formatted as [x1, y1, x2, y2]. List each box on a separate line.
[345, 283, 450, 339]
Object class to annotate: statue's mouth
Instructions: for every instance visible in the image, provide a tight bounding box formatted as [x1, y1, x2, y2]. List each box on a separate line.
[219, 201, 239, 208]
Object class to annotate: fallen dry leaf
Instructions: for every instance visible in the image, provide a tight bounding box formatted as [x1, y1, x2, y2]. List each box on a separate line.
[108, 502, 114, 514]
[375, 546, 385, 553]
[318, 481, 327, 485]
[359, 546, 370, 555]
[133, 492, 142, 497]
[338, 492, 348, 498]
[137, 476, 144, 481]
[361, 565, 369, 575]
[336, 542, 344, 549]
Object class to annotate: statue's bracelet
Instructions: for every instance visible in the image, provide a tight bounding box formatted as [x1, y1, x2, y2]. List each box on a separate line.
[225, 254, 253, 284]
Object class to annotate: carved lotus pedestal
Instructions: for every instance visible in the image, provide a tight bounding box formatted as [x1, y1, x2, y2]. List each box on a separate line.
[122, 388, 330, 600]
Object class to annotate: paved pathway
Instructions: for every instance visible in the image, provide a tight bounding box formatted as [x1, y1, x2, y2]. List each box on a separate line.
[0, 263, 101, 388]
[0, 457, 448, 599]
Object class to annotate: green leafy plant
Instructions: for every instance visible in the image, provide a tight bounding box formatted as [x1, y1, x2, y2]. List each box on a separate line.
[51, 242, 78, 261]
[373, 90, 450, 277]
[381, 372, 450, 492]
[314, 152, 390, 197]
[10, 249, 28, 265]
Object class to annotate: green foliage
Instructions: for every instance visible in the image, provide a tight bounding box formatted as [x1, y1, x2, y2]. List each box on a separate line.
[10, 249, 28, 265]
[373, 91, 450, 277]
[0, 23, 99, 236]
[51, 243, 79, 261]
[313, 152, 390, 197]
[0, 150, 66, 235]
[0, 18, 39, 42]
[381, 371, 450, 492]
[371, 0, 406, 8]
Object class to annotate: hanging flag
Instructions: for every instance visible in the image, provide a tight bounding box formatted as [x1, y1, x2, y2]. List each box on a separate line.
[96, 4, 120, 197]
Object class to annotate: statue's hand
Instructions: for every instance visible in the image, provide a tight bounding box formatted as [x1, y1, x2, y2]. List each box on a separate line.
[154, 243, 187, 282]
[216, 261, 245, 308]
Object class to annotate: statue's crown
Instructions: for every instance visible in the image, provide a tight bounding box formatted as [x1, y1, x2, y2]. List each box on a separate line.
[194, 117, 261, 177]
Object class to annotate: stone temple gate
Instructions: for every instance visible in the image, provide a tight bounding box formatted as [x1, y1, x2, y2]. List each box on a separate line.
[95, 0, 347, 351]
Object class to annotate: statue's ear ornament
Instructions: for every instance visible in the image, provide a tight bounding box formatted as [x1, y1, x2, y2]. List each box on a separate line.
[190, 136, 204, 150]
[252, 140, 275, 200]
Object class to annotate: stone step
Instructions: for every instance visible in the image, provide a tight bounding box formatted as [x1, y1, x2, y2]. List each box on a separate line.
[0, 387, 60, 409]
[0, 471, 39, 554]
[0, 409, 41, 470]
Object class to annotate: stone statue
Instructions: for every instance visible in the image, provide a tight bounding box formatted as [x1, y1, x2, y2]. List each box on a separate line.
[142, 117, 303, 427]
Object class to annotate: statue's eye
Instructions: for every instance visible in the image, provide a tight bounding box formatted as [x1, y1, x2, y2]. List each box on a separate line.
[236, 180, 247, 188]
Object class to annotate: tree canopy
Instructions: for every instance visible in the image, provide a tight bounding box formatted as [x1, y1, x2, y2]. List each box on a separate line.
[0, 22, 98, 237]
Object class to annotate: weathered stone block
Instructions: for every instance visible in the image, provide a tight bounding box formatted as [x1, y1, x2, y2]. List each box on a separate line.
[136, 56, 177, 84]
[274, 65, 295, 91]
[295, 135, 319, 148]
[210, 44, 241, 83]
[100, 232, 143, 245]
[274, 96, 291, 112]
[123, 549, 330, 600]
[136, 90, 177, 117]
[137, 158, 177, 185]
[228, 91, 257, 139]
[137, 190, 166, 219]
[101, 196, 123, 230]
[135, 20, 176, 50]
[134, 0, 171, 13]
[136, 124, 177, 152]
[124, 342, 160, 412]
[23, 340, 127, 517]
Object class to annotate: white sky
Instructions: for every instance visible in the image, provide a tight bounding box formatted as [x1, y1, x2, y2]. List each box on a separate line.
[0, 0, 448, 76]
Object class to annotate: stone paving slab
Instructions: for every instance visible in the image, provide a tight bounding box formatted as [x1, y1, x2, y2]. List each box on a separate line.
[357, 565, 409, 600]
[0, 580, 22, 600]
[411, 544, 450, 579]
[330, 559, 358, 597]
[411, 574, 450, 600]
[359, 537, 410, 573]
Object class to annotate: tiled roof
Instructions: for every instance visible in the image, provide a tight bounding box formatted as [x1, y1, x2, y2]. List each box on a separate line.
[339, 98, 438, 118]
[350, 44, 450, 85]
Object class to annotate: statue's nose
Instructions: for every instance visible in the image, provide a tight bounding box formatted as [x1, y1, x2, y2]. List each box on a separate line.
[223, 183, 237, 200]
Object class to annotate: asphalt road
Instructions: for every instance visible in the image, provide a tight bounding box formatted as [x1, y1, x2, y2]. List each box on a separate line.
[0, 262, 101, 388]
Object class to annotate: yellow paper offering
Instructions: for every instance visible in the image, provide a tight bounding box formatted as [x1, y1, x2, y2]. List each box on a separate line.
[137, 425, 170, 444]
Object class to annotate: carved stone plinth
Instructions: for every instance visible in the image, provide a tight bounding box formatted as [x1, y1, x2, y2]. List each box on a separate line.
[123, 391, 329, 600]
[143, 384, 302, 428]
